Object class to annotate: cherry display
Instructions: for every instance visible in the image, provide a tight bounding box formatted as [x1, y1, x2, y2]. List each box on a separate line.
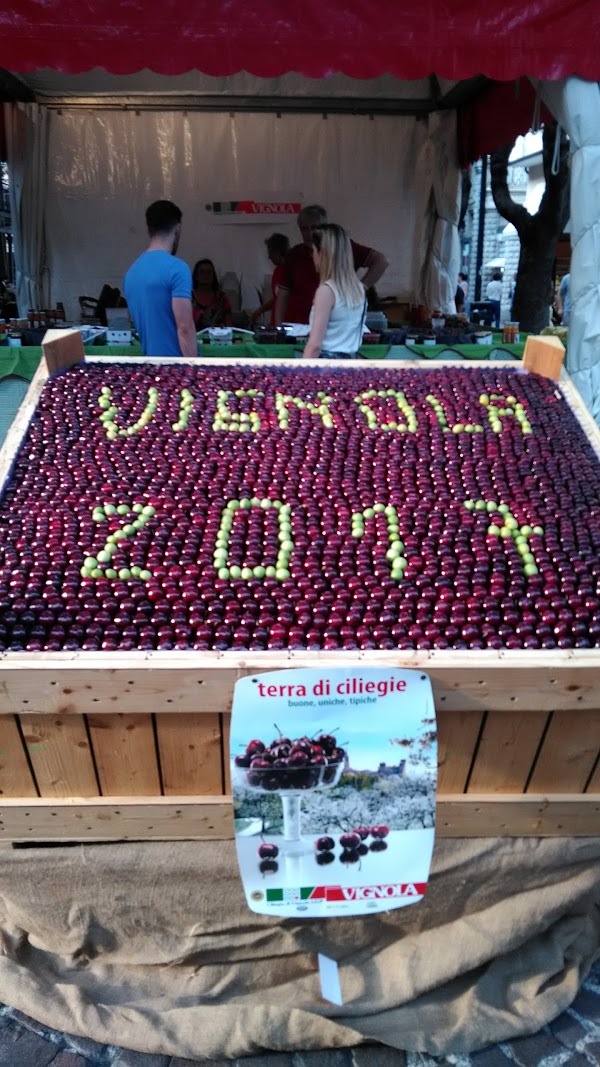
[0, 362, 598, 652]
[235, 730, 346, 793]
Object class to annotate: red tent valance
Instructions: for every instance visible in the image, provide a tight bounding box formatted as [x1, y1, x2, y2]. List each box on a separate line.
[458, 80, 554, 166]
[2, 0, 600, 79]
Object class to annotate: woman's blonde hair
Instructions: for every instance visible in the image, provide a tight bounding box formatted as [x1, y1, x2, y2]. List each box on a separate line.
[312, 223, 365, 307]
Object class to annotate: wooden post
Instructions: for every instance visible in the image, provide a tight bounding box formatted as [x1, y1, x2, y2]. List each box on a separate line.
[522, 335, 566, 380]
[42, 328, 85, 375]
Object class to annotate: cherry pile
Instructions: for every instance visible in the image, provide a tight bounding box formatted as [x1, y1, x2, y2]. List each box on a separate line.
[254, 826, 390, 875]
[315, 825, 389, 867]
[0, 362, 599, 651]
[235, 731, 345, 790]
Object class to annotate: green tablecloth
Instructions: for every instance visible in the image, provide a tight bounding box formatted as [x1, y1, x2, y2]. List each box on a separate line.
[0, 348, 46, 382]
[402, 343, 524, 360]
[0, 344, 144, 383]
[0, 340, 525, 386]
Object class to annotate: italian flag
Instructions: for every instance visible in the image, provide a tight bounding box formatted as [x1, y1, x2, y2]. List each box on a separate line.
[266, 886, 326, 903]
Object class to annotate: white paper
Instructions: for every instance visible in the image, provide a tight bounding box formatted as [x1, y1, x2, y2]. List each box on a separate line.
[318, 953, 343, 1006]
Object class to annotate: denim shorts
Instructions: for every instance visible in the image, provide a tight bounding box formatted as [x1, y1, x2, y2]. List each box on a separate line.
[320, 350, 357, 359]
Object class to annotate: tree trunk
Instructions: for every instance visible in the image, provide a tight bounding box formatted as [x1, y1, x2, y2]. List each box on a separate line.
[511, 228, 557, 333]
[489, 123, 570, 334]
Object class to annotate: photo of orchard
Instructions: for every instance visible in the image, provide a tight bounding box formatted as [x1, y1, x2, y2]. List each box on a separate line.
[233, 721, 436, 837]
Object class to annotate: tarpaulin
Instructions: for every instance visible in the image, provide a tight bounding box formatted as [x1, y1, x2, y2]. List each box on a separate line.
[1, 1, 600, 80]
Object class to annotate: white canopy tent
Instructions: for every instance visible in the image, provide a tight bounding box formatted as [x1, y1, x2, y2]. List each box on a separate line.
[2, 70, 462, 323]
[2, 63, 600, 417]
[538, 78, 600, 419]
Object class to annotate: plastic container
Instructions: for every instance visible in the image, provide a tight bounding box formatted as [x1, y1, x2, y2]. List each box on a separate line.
[365, 311, 388, 332]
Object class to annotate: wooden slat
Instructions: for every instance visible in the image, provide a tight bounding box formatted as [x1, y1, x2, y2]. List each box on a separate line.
[0, 793, 598, 842]
[436, 794, 600, 837]
[467, 711, 549, 794]
[155, 713, 223, 795]
[527, 711, 600, 794]
[222, 712, 232, 794]
[0, 796, 232, 841]
[0, 716, 37, 797]
[0, 666, 242, 718]
[19, 714, 98, 798]
[87, 713, 160, 796]
[1, 655, 600, 714]
[436, 710, 483, 793]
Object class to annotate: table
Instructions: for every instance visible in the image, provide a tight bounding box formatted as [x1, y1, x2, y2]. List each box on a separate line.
[0, 341, 525, 386]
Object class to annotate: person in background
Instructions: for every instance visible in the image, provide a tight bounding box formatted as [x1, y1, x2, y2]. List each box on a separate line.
[485, 270, 503, 328]
[302, 223, 367, 360]
[191, 259, 232, 329]
[555, 272, 571, 326]
[124, 200, 196, 358]
[455, 272, 468, 314]
[250, 233, 290, 327]
[275, 204, 388, 325]
[0, 277, 17, 320]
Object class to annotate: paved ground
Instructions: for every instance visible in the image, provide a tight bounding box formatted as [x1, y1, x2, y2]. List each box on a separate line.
[0, 957, 598, 1067]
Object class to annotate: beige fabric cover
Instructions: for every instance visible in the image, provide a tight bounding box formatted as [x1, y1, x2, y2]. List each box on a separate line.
[0, 836, 598, 1060]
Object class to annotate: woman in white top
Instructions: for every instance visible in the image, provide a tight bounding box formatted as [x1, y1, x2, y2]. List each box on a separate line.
[303, 223, 367, 359]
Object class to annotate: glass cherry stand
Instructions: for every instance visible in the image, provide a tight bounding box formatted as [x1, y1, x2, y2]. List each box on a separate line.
[233, 761, 344, 842]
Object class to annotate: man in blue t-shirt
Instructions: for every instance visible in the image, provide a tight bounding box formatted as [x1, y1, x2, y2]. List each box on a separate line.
[124, 200, 197, 357]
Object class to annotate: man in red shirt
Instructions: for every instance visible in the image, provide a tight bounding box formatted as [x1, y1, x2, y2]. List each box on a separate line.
[274, 204, 389, 325]
[250, 233, 290, 328]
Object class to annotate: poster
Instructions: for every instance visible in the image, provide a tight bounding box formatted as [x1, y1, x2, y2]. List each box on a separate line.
[231, 667, 437, 918]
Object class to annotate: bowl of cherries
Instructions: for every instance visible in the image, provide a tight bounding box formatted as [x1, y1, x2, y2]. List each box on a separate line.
[234, 729, 345, 794]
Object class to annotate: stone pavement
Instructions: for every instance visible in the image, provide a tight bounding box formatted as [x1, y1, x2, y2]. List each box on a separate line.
[0, 957, 598, 1067]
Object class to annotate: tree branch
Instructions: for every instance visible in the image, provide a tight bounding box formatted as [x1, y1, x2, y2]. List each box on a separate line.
[489, 143, 532, 235]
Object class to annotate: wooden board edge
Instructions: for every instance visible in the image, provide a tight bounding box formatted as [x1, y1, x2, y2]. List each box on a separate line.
[0, 793, 598, 841]
[85, 356, 524, 370]
[0, 648, 599, 670]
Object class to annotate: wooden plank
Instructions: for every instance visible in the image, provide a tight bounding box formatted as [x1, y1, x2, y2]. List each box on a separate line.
[0, 716, 37, 797]
[527, 710, 600, 794]
[155, 713, 223, 795]
[19, 714, 98, 798]
[436, 710, 482, 793]
[0, 796, 232, 841]
[87, 713, 161, 796]
[467, 711, 549, 794]
[222, 712, 232, 794]
[0, 665, 243, 717]
[1, 654, 599, 714]
[436, 794, 600, 837]
[0, 793, 597, 842]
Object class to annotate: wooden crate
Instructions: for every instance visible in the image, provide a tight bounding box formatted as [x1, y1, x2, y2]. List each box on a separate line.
[0, 357, 598, 843]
